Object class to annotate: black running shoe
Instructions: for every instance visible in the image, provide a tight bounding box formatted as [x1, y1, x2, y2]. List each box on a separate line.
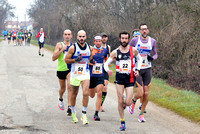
[93, 115, 100, 121]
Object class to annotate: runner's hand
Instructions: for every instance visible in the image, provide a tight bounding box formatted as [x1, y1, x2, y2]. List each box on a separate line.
[134, 70, 139, 77]
[108, 70, 112, 76]
[147, 55, 153, 62]
[75, 54, 82, 62]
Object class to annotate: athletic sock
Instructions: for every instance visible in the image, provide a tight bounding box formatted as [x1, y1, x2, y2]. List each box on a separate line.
[132, 98, 136, 104]
[121, 118, 125, 122]
[139, 112, 144, 115]
[82, 106, 87, 116]
[71, 106, 75, 113]
[101, 92, 107, 106]
[95, 111, 99, 116]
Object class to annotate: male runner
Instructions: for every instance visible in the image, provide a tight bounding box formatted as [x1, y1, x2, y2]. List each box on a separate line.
[3, 30, 8, 40]
[99, 32, 111, 112]
[18, 29, 24, 46]
[52, 29, 73, 115]
[104, 31, 142, 131]
[129, 24, 158, 122]
[65, 30, 91, 125]
[7, 31, 12, 44]
[36, 28, 46, 56]
[89, 35, 108, 121]
[27, 29, 32, 46]
[12, 29, 17, 44]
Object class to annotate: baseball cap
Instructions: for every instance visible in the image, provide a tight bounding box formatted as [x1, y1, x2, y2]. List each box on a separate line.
[94, 36, 102, 40]
[100, 32, 108, 37]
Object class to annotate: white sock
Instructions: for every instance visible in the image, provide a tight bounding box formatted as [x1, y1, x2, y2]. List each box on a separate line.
[71, 106, 76, 113]
[82, 106, 87, 115]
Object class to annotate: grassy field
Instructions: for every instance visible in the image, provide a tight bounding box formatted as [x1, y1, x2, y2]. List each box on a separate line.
[30, 39, 200, 124]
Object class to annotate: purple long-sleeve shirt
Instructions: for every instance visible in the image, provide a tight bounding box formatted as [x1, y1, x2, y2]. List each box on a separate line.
[130, 36, 158, 60]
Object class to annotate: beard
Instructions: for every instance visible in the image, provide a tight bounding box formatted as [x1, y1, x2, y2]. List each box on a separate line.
[120, 41, 129, 47]
[78, 39, 85, 44]
[142, 33, 148, 38]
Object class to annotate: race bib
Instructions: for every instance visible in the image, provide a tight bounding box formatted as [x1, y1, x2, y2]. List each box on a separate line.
[8, 35, 10, 38]
[13, 34, 16, 36]
[20, 34, 22, 37]
[92, 63, 103, 74]
[75, 63, 86, 75]
[120, 60, 131, 73]
[28, 34, 31, 37]
[141, 54, 148, 67]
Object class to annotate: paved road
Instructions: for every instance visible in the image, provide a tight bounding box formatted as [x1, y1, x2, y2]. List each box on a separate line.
[0, 40, 199, 134]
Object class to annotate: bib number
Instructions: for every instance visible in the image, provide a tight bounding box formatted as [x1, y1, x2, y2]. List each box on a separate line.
[120, 60, 131, 73]
[92, 63, 103, 74]
[141, 54, 148, 67]
[75, 64, 86, 75]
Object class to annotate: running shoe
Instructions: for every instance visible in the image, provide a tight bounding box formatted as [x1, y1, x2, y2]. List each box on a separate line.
[93, 115, 100, 121]
[129, 103, 135, 114]
[81, 114, 89, 125]
[123, 94, 126, 109]
[138, 114, 146, 123]
[123, 103, 126, 109]
[58, 99, 65, 111]
[71, 113, 78, 123]
[39, 52, 41, 56]
[119, 121, 126, 131]
[67, 106, 72, 116]
[139, 105, 147, 113]
[42, 54, 44, 57]
[100, 106, 105, 112]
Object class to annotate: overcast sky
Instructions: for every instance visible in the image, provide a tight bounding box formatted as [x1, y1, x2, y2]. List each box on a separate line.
[8, 0, 34, 21]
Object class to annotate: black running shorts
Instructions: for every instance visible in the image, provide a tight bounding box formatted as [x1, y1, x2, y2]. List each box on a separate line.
[89, 77, 104, 88]
[57, 70, 70, 80]
[115, 73, 135, 88]
[136, 67, 152, 87]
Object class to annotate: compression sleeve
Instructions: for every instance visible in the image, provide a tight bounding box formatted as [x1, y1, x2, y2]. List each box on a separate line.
[103, 57, 113, 72]
[135, 54, 142, 70]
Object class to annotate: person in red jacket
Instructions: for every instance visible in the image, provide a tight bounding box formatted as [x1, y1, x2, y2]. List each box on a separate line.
[36, 28, 46, 56]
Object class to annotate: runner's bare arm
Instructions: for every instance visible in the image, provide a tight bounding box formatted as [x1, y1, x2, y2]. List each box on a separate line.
[52, 42, 65, 61]
[104, 49, 117, 72]
[64, 45, 76, 63]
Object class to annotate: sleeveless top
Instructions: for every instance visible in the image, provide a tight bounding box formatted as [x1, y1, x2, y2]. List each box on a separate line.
[116, 48, 135, 75]
[71, 42, 91, 79]
[57, 42, 70, 71]
[135, 37, 152, 69]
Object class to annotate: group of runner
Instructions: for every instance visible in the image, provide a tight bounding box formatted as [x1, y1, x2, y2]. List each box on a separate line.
[2, 29, 32, 46]
[52, 23, 158, 131]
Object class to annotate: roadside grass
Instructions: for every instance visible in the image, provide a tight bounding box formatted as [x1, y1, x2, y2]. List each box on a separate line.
[30, 40, 200, 124]
[0, 39, 3, 42]
[150, 78, 200, 124]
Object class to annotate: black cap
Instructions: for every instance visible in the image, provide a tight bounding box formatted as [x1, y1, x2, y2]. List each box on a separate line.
[100, 32, 108, 37]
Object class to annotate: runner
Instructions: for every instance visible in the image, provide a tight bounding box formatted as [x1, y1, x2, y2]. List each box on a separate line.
[7, 31, 12, 44]
[52, 29, 73, 116]
[24, 30, 28, 45]
[3, 30, 8, 40]
[89, 35, 108, 121]
[17, 29, 24, 46]
[99, 32, 111, 112]
[132, 29, 146, 113]
[27, 29, 32, 46]
[65, 30, 91, 125]
[12, 29, 18, 45]
[129, 23, 158, 122]
[104, 31, 142, 131]
[36, 28, 46, 56]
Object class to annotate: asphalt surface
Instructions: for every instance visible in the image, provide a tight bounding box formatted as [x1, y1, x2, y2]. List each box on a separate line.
[0, 40, 199, 134]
